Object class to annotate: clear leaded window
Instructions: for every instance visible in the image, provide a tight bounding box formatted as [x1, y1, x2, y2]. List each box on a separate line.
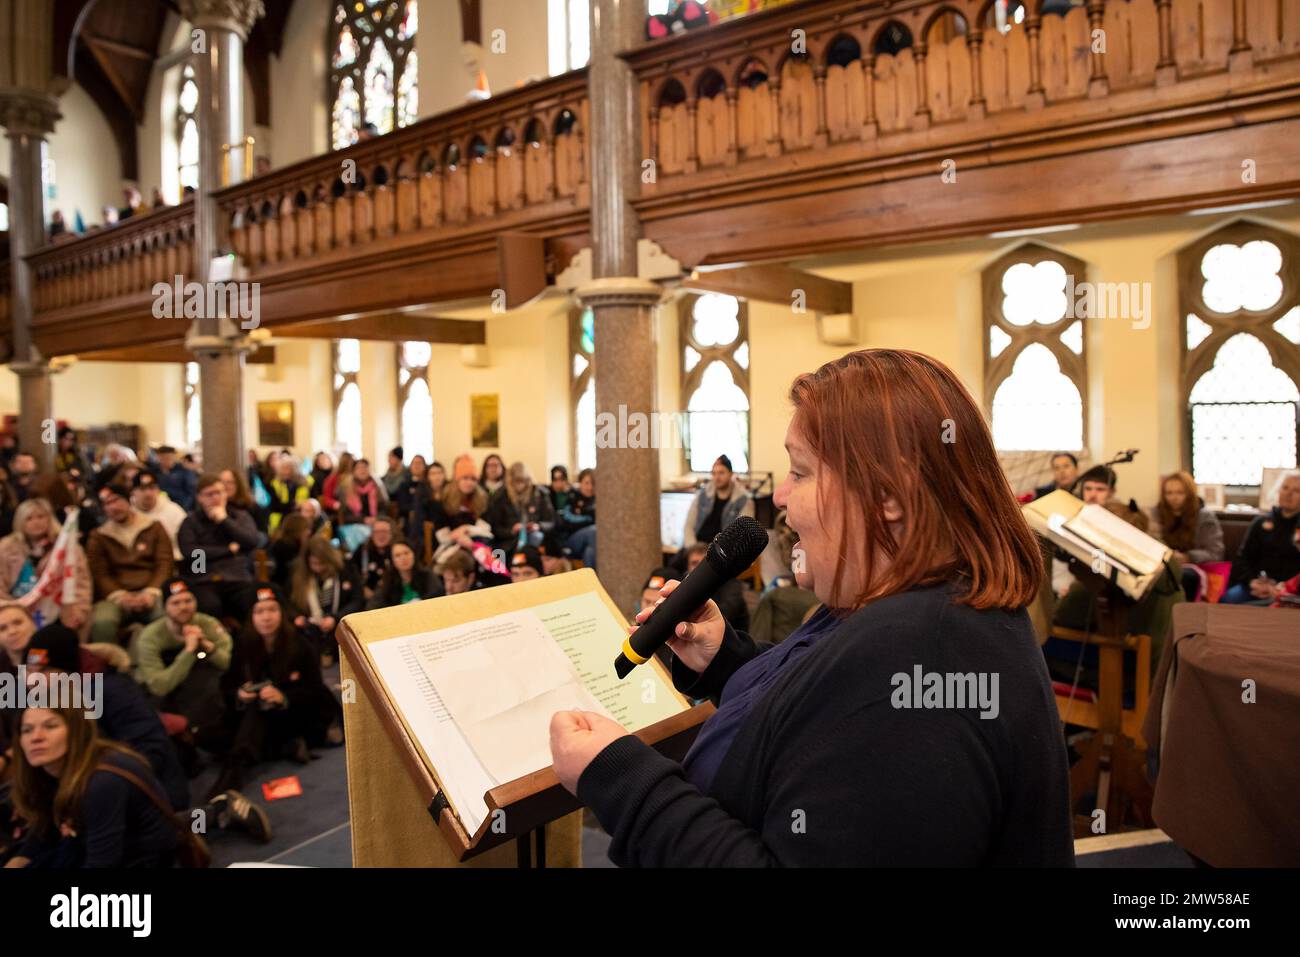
[1180, 223, 1300, 487]
[983, 244, 1088, 452]
[570, 307, 595, 471]
[397, 340, 433, 462]
[333, 339, 363, 455]
[681, 293, 750, 472]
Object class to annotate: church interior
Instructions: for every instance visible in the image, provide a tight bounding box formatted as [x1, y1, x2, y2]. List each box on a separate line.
[0, 0, 1298, 876]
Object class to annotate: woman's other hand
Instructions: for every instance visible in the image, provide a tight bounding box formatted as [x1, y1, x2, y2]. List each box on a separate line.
[550, 710, 629, 795]
[632, 578, 725, 675]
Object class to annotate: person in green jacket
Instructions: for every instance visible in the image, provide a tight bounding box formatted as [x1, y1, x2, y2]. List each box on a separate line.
[130, 578, 233, 731]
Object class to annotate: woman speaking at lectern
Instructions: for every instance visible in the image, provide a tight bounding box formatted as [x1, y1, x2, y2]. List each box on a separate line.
[549, 349, 1074, 866]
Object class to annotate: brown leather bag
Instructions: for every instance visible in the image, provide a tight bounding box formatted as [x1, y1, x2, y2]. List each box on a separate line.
[98, 762, 211, 868]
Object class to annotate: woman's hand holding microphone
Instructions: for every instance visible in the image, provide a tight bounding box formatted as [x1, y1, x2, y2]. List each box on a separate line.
[549, 578, 726, 794]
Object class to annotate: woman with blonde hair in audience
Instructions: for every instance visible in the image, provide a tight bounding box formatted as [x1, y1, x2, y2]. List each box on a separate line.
[486, 461, 556, 553]
[4, 705, 177, 868]
[0, 498, 92, 633]
[1151, 470, 1224, 601]
[269, 513, 313, 589]
[437, 455, 491, 555]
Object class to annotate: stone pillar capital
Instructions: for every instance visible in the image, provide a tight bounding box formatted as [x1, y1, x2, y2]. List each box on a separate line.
[0, 90, 61, 138]
[8, 358, 50, 378]
[178, 0, 265, 40]
[574, 277, 665, 310]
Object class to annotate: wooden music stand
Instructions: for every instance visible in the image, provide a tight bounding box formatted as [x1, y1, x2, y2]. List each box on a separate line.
[337, 568, 714, 867]
[1053, 567, 1155, 838]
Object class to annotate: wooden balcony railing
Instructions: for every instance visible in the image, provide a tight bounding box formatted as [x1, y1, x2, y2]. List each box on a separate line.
[214, 68, 590, 320]
[627, 0, 1300, 264]
[27, 204, 196, 315]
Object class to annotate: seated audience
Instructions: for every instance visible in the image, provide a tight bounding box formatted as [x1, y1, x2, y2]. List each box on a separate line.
[290, 538, 364, 666]
[559, 468, 596, 568]
[154, 445, 197, 511]
[547, 465, 572, 514]
[266, 455, 309, 535]
[408, 460, 449, 545]
[1264, 571, 1300, 608]
[509, 546, 544, 583]
[750, 513, 820, 645]
[436, 456, 492, 557]
[366, 540, 442, 609]
[1150, 470, 1225, 601]
[85, 483, 173, 644]
[382, 446, 410, 501]
[308, 452, 334, 500]
[1223, 471, 1300, 605]
[269, 513, 312, 589]
[338, 457, 385, 537]
[0, 498, 92, 632]
[298, 497, 333, 540]
[131, 578, 233, 736]
[681, 455, 754, 552]
[395, 455, 429, 540]
[208, 586, 342, 796]
[486, 461, 556, 553]
[4, 706, 177, 868]
[9, 453, 38, 504]
[480, 453, 506, 496]
[437, 548, 486, 595]
[320, 452, 355, 521]
[220, 467, 267, 536]
[23, 623, 190, 812]
[53, 427, 89, 476]
[351, 515, 397, 598]
[1034, 452, 1081, 500]
[132, 471, 186, 560]
[682, 541, 750, 634]
[0, 463, 17, 537]
[177, 474, 261, 622]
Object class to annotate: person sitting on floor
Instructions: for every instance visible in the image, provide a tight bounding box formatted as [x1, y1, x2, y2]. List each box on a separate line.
[131, 578, 233, 740]
[177, 474, 261, 623]
[131, 471, 186, 561]
[207, 586, 343, 799]
[3, 705, 177, 868]
[85, 483, 174, 645]
[289, 537, 364, 667]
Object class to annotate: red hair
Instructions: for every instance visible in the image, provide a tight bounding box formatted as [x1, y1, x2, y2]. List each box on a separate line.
[789, 349, 1041, 611]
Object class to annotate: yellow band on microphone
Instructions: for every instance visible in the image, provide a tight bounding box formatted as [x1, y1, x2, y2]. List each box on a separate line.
[620, 638, 648, 666]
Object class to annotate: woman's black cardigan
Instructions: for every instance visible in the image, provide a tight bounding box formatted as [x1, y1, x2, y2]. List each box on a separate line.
[577, 583, 1075, 867]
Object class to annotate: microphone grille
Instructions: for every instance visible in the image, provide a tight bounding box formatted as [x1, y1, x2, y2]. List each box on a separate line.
[706, 516, 769, 578]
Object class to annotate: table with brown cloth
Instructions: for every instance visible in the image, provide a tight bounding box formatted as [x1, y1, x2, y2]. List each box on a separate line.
[1142, 603, 1300, 866]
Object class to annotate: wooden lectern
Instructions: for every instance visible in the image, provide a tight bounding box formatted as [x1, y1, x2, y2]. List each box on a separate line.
[338, 569, 713, 867]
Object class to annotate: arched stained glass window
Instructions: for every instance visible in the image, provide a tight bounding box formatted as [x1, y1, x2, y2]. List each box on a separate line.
[983, 244, 1089, 452]
[177, 64, 200, 199]
[334, 339, 363, 455]
[681, 294, 750, 472]
[329, 0, 418, 150]
[1180, 223, 1300, 488]
[397, 340, 433, 462]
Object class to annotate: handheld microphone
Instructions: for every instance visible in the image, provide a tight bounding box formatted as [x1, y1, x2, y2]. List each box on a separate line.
[614, 516, 769, 679]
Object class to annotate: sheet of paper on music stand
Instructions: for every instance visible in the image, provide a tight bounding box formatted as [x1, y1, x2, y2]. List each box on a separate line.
[413, 611, 609, 787]
[362, 589, 683, 835]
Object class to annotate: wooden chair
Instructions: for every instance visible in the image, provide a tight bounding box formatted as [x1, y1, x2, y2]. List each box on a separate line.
[253, 548, 270, 582]
[738, 555, 763, 591]
[423, 521, 434, 566]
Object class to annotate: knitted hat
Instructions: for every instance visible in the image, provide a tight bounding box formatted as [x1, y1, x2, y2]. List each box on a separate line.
[510, 546, 543, 575]
[642, 566, 681, 593]
[26, 623, 82, 673]
[161, 578, 192, 605]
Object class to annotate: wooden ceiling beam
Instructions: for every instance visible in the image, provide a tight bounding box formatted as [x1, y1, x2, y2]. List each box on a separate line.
[82, 35, 143, 124]
[271, 314, 487, 345]
[74, 344, 276, 364]
[82, 33, 153, 60]
[680, 264, 852, 314]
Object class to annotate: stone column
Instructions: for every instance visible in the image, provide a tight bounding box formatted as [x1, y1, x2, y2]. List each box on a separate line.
[1, 89, 62, 471]
[586, 0, 661, 615]
[179, 0, 264, 473]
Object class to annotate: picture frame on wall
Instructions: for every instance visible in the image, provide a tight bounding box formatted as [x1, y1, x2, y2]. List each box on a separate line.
[257, 400, 295, 447]
[471, 394, 499, 448]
